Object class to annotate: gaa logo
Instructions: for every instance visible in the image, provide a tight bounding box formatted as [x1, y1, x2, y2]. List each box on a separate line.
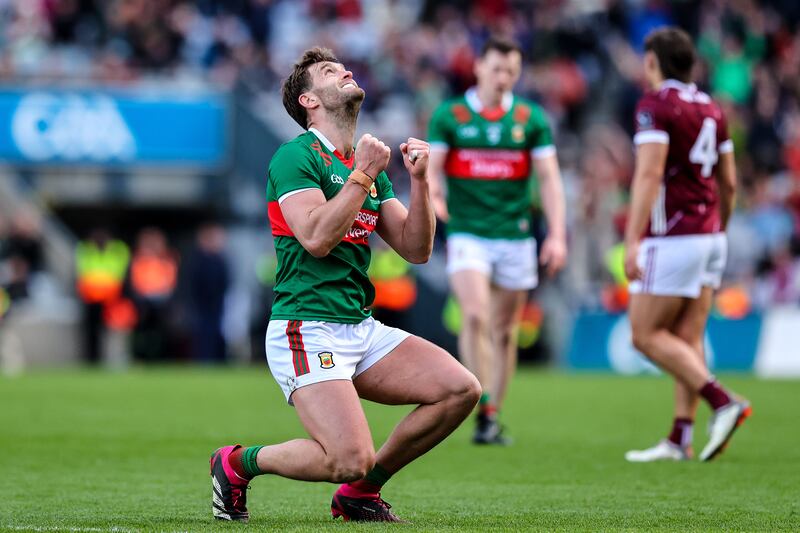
[330, 174, 345, 184]
[318, 351, 335, 369]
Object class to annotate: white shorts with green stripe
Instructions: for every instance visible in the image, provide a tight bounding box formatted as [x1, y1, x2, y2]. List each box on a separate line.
[265, 317, 411, 405]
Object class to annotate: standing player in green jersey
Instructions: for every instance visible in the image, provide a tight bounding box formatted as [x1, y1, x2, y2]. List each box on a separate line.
[209, 47, 480, 523]
[428, 37, 567, 445]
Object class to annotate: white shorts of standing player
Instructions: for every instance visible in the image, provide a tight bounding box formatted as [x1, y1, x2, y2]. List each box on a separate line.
[446, 233, 539, 291]
[266, 318, 411, 405]
[628, 233, 727, 298]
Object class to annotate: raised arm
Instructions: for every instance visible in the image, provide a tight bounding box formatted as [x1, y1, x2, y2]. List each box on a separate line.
[427, 148, 449, 222]
[533, 152, 567, 277]
[280, 134, 390, 258]
[376, 138, 435, 264]
[623, 142, 669, 281]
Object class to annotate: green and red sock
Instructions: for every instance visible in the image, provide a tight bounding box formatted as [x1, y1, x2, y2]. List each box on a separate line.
[341, 463, 392, 497]
[479, 392, 497, 417]
[227, 445, 265, 480]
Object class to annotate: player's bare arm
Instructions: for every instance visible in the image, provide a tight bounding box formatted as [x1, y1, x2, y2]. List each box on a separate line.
[376, 138, 435, 264]
[623, 142, 668, 281]
[280, 134, 391, 258]
[533, 153, 568, 277]
[716, 151, 737, 230]
[427, 148, 449, 222]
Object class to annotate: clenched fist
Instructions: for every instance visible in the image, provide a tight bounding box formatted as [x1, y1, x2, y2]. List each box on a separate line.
[400, 138, 430, 180]
[355, 134, 391, 180]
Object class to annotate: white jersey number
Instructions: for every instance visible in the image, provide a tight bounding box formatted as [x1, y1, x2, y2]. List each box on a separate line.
[689, 117, 718, 178]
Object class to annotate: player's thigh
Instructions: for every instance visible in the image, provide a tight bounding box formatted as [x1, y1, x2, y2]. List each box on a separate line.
[292, 380, 374, 459]
[447, 234, 492, 317]
[672, 286, 713, 356]
[629, 293, 686, 338]
[353, 335, 480, 406]
[489, 285, 527, 334]
[450, 269, 491, 322]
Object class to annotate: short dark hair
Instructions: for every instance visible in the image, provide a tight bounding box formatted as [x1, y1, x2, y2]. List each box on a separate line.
[281, 47, 340, 129]
[644, 27, 695, 83]
[480, 35, 522, 58]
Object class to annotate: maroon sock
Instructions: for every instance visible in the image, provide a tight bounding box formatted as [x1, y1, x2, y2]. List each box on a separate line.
[226, 447, 251, 480]
[699, 379, 732, 411]
[667, 417, 693, 448]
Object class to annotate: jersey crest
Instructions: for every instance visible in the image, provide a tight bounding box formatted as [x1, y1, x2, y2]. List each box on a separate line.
[452, 104, 472, 124]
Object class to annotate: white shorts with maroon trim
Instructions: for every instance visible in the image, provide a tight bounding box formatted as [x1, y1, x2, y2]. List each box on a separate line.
[446, 233, 538, 290]
[265, 317, 411, 405]
[629, 233, 727, 298]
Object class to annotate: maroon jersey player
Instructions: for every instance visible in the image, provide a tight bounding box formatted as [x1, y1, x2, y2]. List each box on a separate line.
[634, 79, 731, 238]
[623, 27, 750, 463]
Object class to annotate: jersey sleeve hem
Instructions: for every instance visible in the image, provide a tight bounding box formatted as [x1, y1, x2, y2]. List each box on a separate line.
[429, 141, 449, 152]
[531, 145, 557, 159]
[633, 130, 670, 145]
[718, 139, 734, 154]
[278, 187, 319, 204]
[380, 197, 400, 205]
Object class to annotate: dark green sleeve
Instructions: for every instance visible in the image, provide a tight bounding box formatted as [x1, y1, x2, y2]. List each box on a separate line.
[428, 103, 454, 149]
[376, 171, 396, 203]
[528, 105, 556, 156]
[268, 142, 321, 202]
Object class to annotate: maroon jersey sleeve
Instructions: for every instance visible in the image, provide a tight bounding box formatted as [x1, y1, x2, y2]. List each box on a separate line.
[716, 105, 734, 154]
[633, 93, 671, 146]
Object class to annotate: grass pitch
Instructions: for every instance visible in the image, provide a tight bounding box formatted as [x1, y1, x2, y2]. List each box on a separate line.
[1, 367, 798, 532]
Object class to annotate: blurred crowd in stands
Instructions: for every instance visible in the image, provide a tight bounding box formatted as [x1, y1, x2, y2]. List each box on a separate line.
[1, 0, 800, 314]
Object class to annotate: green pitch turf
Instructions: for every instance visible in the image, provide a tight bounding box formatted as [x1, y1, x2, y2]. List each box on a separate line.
[1, 368, 798, 532]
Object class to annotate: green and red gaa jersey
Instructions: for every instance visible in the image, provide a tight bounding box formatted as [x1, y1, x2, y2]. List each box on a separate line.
[428, 88, 556, 239]
[266, 128, 396, 323]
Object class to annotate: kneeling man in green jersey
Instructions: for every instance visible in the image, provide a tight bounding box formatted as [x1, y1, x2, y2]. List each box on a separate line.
[209, 47, 481, 523]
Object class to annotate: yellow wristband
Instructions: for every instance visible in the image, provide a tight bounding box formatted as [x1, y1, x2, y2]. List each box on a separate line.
[348, 169, 374, 193]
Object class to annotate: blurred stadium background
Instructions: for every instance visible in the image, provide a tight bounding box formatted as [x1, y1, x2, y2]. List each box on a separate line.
[1, 0, 799, 378]
[3, 1, 800, 531]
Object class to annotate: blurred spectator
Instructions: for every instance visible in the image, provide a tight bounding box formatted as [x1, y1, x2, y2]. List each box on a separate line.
[75, 228, 130, 364]
[185, 223, 229, 363]
[129, 227, 179, 362]
[4, 210, 44, 274]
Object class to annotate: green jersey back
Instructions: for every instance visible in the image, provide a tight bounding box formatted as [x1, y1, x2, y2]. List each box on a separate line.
[428, 88, 555, 239]
[266, 129, 396, 324]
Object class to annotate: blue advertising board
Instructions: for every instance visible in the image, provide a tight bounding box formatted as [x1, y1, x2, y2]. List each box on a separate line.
[0, 89, 229, 167]
[567, 312, 762, 373]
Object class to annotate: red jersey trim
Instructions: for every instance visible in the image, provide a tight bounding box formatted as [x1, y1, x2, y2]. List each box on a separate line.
[445, 148, 531, 181]
[333, 150, 355, 169]
[268, 201, 294, 237]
